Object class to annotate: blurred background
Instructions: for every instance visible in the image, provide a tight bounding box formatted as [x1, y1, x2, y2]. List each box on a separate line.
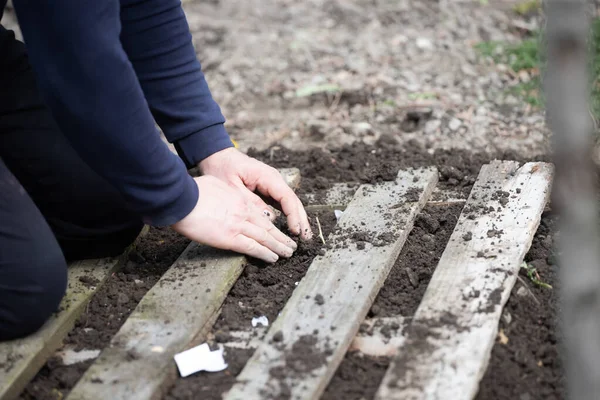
[2, 0, 554, 157]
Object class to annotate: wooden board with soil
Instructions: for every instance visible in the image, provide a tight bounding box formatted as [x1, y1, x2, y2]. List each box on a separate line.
[377, 161, 554, 400]
[225, 168, 438, 400]
[8, 142, 562, 400]
[66, 170, 302, 400]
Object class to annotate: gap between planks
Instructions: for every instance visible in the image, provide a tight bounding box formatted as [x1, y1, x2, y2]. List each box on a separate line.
[0, 226, 148, 400]
[376, 161, 553, 400]
[66, 168, 300, 400]
[225, 167, 439, 400]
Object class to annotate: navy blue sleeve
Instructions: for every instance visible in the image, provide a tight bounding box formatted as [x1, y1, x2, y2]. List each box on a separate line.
[12, 0, 200, 226]
[120, 0, 234, 168]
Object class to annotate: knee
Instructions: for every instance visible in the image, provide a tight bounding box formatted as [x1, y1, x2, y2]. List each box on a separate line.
[0, 250, 67, 341]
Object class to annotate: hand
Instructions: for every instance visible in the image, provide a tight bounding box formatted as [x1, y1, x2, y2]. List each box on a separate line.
[199, 148, 313, 240]
[172, 176, 298, 263]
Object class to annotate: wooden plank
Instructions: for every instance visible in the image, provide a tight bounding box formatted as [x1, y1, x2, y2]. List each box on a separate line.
[67, 169, 300, 400]
[215, 316, 408, 358]
[0, 245, 139, 400]
[303, 183, 464, 212]
[375, 161, 554, 400]
[225, 167, 438, 400]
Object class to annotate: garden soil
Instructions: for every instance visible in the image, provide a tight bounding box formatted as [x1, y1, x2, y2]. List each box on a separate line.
[18, 142, 560, 400]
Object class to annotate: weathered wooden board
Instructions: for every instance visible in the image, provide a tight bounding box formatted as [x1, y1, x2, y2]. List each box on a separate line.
[225, 167, 438, 400]
[66, 169, 300, 400]
[376, 161, 553, 400]
[215, 316, 408, 358]
[303, 183, 465, 212]
[0, 255, 131, 400]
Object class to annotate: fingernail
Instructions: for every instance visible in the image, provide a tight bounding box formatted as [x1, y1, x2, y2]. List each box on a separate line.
[270, 254, 279, 263]
[289, 240, 298, 250]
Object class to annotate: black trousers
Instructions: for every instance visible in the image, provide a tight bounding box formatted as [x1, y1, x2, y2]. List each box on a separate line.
[0, 26, 144, 341]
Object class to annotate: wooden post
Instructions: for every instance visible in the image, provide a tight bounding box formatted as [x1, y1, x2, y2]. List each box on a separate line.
[544, 1, 600, 399]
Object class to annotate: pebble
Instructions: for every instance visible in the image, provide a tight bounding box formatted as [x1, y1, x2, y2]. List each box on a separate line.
[416, 37, 433, 50]
[424, 119, 441, 134]
[516, 286, 529, 298]
[449, 118, 462, 131]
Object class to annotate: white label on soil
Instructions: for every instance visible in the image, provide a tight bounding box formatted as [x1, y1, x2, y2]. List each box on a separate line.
[174, 343, 228, 377]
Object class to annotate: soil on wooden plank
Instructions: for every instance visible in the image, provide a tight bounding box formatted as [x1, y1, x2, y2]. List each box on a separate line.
[322, 202, 464, 399]
[19, 228, 190, 400]
[165, 211, 336, 400]
[476, 212, 563, 400]
[322, 211, 561, 400]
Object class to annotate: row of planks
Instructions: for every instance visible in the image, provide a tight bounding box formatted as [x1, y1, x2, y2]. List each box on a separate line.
[0, 161, 553, 400]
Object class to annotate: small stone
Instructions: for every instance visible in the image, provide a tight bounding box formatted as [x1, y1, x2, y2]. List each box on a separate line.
[117, 293, 129, 305]
[516, 286, 529, 297]
[424, 119, 441, 134]
[272, 331, 284, 343]
[462, 232, 473, 242]
[448, 118, 462, 131]
[416, 37, 433, 49]
[352, 122, 373, 136]
[520, 393, 532, 400]
[502, 311, 512, 325]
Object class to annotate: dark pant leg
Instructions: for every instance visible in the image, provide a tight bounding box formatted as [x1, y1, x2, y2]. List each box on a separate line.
[0, 159, 68, 341]
[0, 26, 144, 261]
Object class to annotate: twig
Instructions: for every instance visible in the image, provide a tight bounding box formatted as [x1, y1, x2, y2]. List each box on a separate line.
[316, 216, 326, 245]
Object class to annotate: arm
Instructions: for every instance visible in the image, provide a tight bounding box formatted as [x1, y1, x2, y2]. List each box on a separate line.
[12, 0, 198, 226]
[119, 0, 233, 168]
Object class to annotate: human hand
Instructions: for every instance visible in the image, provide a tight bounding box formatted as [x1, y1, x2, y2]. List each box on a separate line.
[198, 148, 313, 240]
[172, 176, 298, 263]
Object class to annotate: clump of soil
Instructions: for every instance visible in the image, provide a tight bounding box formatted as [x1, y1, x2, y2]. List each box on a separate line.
[21, 228, 190, 400]
[476, 212, 563, 400]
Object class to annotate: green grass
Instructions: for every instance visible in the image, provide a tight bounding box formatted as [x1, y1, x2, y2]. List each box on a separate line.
[475, 18, 600, 118]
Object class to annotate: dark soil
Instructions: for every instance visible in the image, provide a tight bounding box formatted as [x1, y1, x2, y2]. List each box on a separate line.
[166, 211, 336, 400]
[476, 212, 563, 400]
[321, 353, 391, 400]
[250, 138, 549, 199]
[17, 141, 559, 400]
[370, 203, 465, 317]
[20, 228, 190, 400]
[213, 211, 337, 331]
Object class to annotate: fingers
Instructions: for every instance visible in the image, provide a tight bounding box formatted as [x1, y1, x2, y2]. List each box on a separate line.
[236, 182, 276, 222]
[256, 171, 313, 240]
[230, 234, 279, 263]
[240, 222, 294, 260]
[248, 210, 298, 251]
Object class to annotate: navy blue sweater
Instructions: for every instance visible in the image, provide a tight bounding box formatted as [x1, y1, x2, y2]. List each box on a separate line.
[5, 0, 233, 226]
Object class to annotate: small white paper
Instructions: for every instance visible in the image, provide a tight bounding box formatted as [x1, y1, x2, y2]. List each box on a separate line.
[334, 209, 344, 221]
[174, 343, 227, 377]
[251, 315, 269, 327]
[59, 348, 101, 366]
